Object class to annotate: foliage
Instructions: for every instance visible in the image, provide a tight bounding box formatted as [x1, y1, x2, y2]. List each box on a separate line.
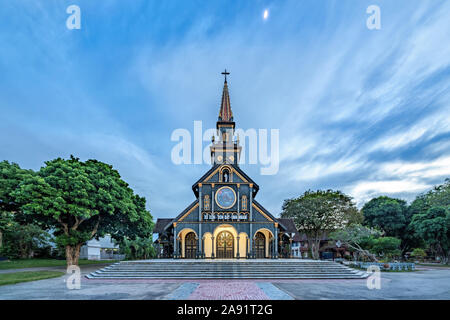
[281, 190, 357, 260]
[362, 196, 424, 256]
[0, 223, 51, 259]
[329, 224, 382, 261]
[410, 248, 427, 260]
[119, 236, 156, 260]
[0, 161, 35, 214]
[371, 236, 402, 259]
[12, 156, 154, 266]
[0, 161, 36, 251]
[410, 206, 450, 264]
[362, 196, 408, 237]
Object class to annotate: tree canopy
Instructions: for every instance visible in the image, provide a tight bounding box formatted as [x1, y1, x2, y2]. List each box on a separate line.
[281, 189, 358, 259]
[362, 196, 408, 237]
[12, 156, 153, 266]
[410, 206, 450, 264]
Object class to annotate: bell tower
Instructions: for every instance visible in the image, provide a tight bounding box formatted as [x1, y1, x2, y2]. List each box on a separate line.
[210, 70, 242, 166]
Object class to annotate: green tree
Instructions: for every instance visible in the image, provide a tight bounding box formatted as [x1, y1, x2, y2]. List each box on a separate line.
[281, 190, 357, 260]
[408, 179, 450, 263]
[362, 196, 417, 256]
[362, 196, 408, 237]
[13, 156, 154, 266]
[410, 206, 450, 264]
[371, 236, 402, 260]
[329, 224, 381, 262]
[0, 223, 51, 259]
[410, 248, 427, 261]
[0, 161, 35, 250]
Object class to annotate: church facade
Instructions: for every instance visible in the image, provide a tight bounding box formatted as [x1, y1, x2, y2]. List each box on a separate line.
[154, 72, 297, 259]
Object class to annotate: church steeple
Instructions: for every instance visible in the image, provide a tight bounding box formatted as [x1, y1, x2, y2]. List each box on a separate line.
[218, 70, 233, 122]
[210, 70, 242, 166]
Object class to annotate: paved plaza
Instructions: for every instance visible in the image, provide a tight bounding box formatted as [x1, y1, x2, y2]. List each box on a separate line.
[0, 264, 449, 300]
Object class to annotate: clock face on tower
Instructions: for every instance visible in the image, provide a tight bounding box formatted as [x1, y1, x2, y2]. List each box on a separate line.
[215, 186, 236, 209]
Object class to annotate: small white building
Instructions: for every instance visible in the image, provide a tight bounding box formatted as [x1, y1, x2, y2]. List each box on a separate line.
[80, 235, 124, 260]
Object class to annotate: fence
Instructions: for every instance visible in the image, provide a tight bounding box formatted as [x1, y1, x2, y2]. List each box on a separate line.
[350, 262, 415, 271]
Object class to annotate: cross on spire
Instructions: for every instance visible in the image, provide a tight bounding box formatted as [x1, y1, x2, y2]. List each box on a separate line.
[218, 69, 233, 122]
[221, 69, 230, 83]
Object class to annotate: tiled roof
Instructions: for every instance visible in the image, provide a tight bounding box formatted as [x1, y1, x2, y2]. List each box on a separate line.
[153, 218, 173, 234]
[276, 218, 297, 233]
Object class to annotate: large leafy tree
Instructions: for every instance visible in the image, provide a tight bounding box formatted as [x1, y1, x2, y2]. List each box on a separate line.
[409, 179, 450, 263]
[281, 190, 357, 260]
[410, 206, 450, 264]
[361, 196, 418, 256]
[0, 161, 35, 249]
[13, 156, 153, 266]
[362, 196, 408, 237]
[410, 179, 450, 215]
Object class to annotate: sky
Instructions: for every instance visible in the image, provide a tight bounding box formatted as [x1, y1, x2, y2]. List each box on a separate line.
[0, 0, 449, 219]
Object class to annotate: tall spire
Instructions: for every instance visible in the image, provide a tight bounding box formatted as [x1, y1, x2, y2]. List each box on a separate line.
[218, 69, 233, 122]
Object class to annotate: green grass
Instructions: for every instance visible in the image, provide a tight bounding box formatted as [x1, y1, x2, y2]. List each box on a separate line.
[0, 258, 118, 270]
[0, 271, 65, 286]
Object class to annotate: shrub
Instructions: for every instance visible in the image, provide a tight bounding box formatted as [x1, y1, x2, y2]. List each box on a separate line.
[410, 248, 427, 261]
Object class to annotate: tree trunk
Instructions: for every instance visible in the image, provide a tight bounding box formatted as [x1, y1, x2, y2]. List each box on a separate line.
[65, 244, 82, 267]
[0, 230, 3, 249]
[65, 246, 74, 266]
[307, 239, 321, 260]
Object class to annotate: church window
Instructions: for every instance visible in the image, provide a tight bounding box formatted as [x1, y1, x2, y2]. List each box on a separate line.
[204, 195, 210, 210]
[241, 195, 247, 211]
[222, 169, 230, 182]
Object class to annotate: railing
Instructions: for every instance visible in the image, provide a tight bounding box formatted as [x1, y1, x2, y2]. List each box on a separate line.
[350, 262, 415, 271]
[100, 252, 125, 260]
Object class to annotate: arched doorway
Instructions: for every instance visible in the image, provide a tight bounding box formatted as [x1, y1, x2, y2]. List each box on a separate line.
[254, 232, 266, 258]
[216, 231, 234, 258]
[185, 232, 197, 259]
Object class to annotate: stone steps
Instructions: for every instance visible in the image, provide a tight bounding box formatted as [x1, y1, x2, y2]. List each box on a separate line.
[86, 260, 368, 279]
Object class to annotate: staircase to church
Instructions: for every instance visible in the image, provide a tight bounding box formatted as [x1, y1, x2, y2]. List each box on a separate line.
[86, 260, 368, 279]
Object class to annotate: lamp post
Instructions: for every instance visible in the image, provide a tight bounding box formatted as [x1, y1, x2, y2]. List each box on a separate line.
[289, 232, 294, 259]
[334, 240, 342, 261]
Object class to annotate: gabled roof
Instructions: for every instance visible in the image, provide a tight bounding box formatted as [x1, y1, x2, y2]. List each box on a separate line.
[276, 218, 297, 234]
[192, 164, 259, 197]
[252, 200, 278, 222]
[153, 218, 173, 234]
[172, 200, 199, 223]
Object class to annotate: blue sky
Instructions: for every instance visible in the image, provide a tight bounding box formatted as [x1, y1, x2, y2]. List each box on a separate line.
[1, 0, 449, 219]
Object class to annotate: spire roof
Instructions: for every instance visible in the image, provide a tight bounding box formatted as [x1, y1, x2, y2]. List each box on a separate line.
[218, 70, 233, 122]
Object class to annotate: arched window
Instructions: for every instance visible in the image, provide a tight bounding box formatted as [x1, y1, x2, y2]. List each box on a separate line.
[241, 195, 247, 211]
[203, 195, 210, 210]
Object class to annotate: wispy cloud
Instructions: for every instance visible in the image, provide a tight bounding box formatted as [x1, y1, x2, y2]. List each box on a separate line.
[0, 1, 449, 218]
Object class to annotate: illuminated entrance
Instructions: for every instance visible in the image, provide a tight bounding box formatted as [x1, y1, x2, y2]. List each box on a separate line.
[254, 232, 266, 259]
[185, 232, 197, 259]
[216, 231, 234, 258]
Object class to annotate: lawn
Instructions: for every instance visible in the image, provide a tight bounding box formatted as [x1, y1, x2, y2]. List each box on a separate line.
[0, 258, 118, 270]
[0, 271, 65, 286]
